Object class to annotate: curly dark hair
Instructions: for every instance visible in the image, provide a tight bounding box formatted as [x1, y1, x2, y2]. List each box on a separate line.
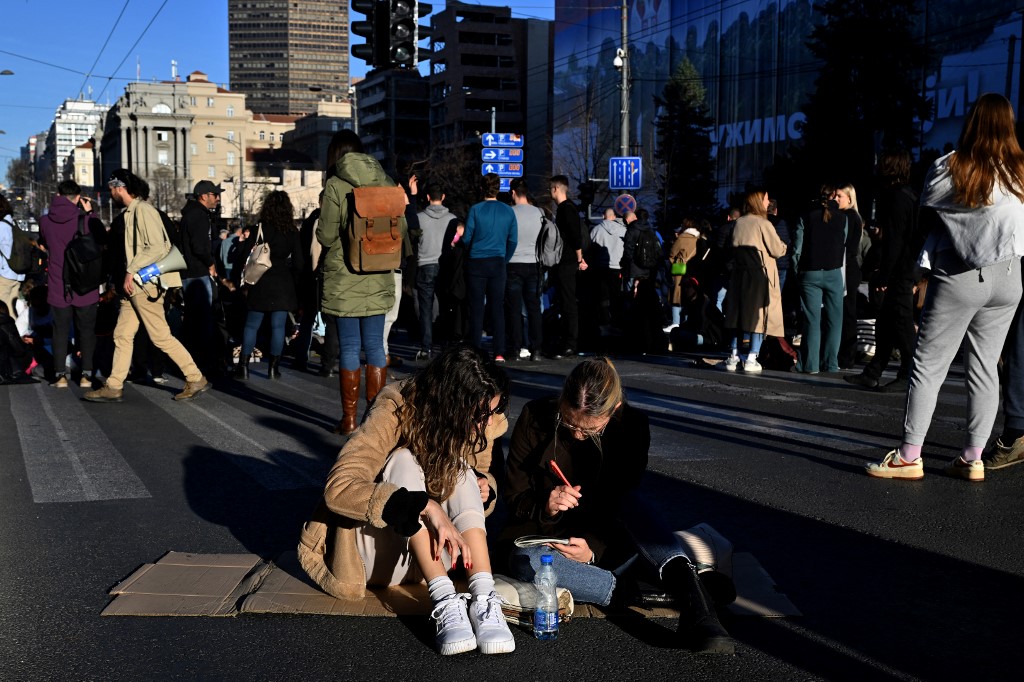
[257, 191, 297, 233]
[396, 345, 509, 502]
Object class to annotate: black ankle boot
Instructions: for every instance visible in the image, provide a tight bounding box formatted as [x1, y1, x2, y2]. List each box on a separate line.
[664, 558, 734, 654]
[268, 355, 282, 379]
[233, 356, 250, 381]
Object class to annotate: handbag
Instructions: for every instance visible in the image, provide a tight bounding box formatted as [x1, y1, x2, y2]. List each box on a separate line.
[242, 225, 272, 285]
[671, 260, 687, 276]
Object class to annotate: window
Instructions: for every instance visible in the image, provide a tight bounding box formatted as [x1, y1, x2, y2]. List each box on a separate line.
[207, 97, 215, 107]
[227, 131, 235, 142]
[259, 131, 265, 141]
[226, 105, 234, 118]
[208, 165, 216, 178]
[207, 141, 215, 152]
[189, 96, 197, 106]
[227, 151, 235, 167]
[331, 120, 339, 132]
[157, 150, 169, 165]
[156, 131, 169, 142]
[190, 143, 197, 156]
[270, 132, 275, 143]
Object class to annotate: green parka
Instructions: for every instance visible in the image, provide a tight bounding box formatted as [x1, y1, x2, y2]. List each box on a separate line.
[316, 153, 407, 317]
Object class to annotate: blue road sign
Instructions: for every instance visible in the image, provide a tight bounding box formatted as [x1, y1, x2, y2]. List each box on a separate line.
[499, 177, 511, 192]
[481, 163, 524, 178]
[481, 147, 523, 162]
[481, 132, 524, 148]
[609, 156, 643, 190]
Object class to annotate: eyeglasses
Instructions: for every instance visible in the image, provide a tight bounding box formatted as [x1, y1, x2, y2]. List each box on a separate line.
[556, 411, 607, 439]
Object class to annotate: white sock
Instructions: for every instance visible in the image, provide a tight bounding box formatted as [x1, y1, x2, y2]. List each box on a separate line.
[747, 353, 757, 363]
[428, 576, 457, 604]
[467, 571, 495, 599]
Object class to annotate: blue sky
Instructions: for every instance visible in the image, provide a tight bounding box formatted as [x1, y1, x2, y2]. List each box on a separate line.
[0, 0, 554, 172]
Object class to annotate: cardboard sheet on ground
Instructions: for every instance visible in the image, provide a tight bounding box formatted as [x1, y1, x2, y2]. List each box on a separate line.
[102, 551, 800, 618]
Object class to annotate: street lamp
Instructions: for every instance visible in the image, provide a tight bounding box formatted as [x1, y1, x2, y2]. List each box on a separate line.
[205, 133, 243, 223]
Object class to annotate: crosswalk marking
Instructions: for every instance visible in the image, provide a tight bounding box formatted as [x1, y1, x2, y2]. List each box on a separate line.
[9, 384, 150, 503]
[132, 381, 330, 490]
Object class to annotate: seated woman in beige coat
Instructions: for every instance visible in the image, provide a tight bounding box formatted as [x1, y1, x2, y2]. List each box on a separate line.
[298, 345, 515, 656]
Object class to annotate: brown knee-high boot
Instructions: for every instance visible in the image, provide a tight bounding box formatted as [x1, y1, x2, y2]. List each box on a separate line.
[364, 365, 387, 406]
[334, 369, 361, 435]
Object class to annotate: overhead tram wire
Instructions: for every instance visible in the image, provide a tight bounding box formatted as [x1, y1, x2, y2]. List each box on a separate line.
[96, 0, 171, 103]
[76, 0, 132, 99]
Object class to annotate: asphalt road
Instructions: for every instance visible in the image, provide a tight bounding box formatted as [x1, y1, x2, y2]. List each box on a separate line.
[1, 342, 1021, 681]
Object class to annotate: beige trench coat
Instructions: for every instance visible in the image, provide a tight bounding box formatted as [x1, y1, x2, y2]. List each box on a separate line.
[724, 214, 787, 337]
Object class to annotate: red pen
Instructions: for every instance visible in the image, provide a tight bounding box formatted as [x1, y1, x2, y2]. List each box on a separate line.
[549, 460, 572, 488]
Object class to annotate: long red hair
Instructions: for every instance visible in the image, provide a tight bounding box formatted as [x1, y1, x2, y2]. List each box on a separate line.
[948, 93, 1024, 207]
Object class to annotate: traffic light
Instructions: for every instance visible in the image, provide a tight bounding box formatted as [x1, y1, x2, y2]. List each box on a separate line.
[388, 1, 416, 68]
[352, 0, 389, 67]
[416, 2, 433, 62]
[577, 180, 597, 208]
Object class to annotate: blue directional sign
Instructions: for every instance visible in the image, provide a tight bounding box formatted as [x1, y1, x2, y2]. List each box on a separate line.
[481, 147, 523, 162]
[481, 163, 524, 178]
[499, 177, 511, 192]
[609, 156, 643, 191]
[481, 132, 524, 148]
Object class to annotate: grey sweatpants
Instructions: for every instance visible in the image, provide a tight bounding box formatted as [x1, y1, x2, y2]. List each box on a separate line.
[904, 256, 1022, 447]
[355, 448, 486, 587]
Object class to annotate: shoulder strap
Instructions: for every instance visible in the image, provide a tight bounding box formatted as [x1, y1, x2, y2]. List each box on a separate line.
[0, 216, 14, 261]
[77, 214, 87, 237]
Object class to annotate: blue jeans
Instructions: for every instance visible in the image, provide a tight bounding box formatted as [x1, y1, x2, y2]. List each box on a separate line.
[731, 331, 764, 355]
[798, 268, 844, 373]
[242, 310, 288, 358]
[467, 257, 507, 356]
[505, 262, 542, 354]
[416, 263, 439, 352]
[507, 495, 693, 606]
[336, 314, 386, 371]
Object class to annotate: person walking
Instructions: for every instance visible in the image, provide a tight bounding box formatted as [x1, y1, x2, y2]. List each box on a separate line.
[866, 93, 1024, 482]
[317, 129, 407, 435]
[84, 169, 209, 403]
[505, 178, 545, 361]
[38, 180, 105, 387]
[233, 191, 303, 380]
[463, 173, 517, 362]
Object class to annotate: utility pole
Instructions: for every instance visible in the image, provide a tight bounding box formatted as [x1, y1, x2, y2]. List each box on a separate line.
[619, 0, 629, 157]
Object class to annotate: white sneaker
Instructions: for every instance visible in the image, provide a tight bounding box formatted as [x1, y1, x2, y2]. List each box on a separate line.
[469, 592, 515, 654]
[518, 348, 530, 359]
[431, 595, 477, 656]
[743, 359, 763, 373]
[724, 355, 740, 372]
[662, 323, 679, 333]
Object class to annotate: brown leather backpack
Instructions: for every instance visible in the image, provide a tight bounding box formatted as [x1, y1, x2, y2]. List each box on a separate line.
[346, 186, 405, 273]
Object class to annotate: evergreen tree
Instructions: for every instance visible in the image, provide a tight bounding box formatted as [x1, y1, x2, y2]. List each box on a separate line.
[798, 0, 931, 199]
[655, 58, 719, 228]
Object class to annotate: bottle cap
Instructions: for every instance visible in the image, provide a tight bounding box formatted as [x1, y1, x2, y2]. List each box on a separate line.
[540, 555, 553, 565]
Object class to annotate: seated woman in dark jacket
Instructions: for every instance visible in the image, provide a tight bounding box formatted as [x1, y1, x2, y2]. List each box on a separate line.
[503, 357, 735, 654]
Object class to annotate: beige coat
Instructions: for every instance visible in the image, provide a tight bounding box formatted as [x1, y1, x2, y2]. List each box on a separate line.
[298, 381, 507, 599]
[669, 229, 702, 306]
[725, 214, 786, 337]
[123, 197, 181, 290]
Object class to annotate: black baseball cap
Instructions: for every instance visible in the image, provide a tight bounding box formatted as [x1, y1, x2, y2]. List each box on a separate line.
[193, 180, 223, 196]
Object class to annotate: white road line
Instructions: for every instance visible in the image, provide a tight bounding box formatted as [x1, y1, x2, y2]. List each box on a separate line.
[132, 382, 328, 490]
[9, 384, 150, 503]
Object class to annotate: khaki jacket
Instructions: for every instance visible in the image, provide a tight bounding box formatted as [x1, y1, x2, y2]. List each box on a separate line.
[298, 382, 507, 598]
[123, 197, 181, 291]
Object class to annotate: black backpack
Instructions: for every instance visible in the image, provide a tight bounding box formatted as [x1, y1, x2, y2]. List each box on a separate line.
[633, 228, 662, 270]
[63, 215, 105, 298]
[1, 217, 36, 274]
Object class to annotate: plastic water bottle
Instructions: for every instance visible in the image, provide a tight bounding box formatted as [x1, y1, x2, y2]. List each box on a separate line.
[533, 554, 559, 641]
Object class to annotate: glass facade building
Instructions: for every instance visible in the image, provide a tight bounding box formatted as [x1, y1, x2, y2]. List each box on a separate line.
[553, 0, 1024, 207]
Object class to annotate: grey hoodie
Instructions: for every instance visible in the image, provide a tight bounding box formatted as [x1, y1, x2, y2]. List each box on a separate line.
[589, 218, 626, 269]
[417, 203, 457, 266]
